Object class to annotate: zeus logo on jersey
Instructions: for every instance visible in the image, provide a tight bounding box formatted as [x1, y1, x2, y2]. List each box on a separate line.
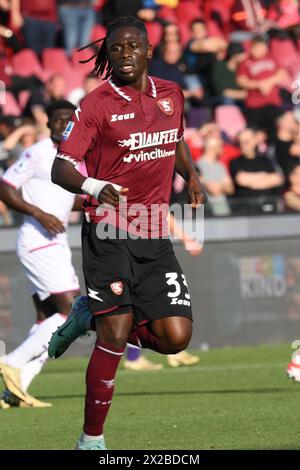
[118, 129, 179, 151]
[111, 113, 135, 122]
[62, 121, 75, 141]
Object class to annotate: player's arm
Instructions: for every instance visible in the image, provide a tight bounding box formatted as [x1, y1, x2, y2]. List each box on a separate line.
[175, 139, 207, 207]
[52, 158, 128, 207]
[0, 180, 65, 235]
[72, 195, 84, 211]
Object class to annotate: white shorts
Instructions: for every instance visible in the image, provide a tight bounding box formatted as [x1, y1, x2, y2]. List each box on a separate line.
[17, 240, 80, 301]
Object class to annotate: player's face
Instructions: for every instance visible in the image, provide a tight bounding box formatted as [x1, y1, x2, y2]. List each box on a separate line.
[107, 27, 152, 84]
[49, 108, 74, 143]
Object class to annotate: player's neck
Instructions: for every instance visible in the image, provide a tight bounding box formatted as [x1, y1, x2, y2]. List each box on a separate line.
[50, 136, 59, 147]
[112, 73, 148, 93]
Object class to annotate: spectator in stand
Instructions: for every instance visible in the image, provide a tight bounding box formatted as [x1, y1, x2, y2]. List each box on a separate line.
[204, 0, 273, 42]
[0, 0, 22, 54]
[229, 0, 271, 41]
[230, 127, 284, 214]
[10, 0, 57, 56]
[267, 0, 300, 31]
[211, 41, 247, 105]
[197, 136, 234, 216]
[102, 0, 159, 25]
[183, 18, 228, 99]
[138, 0, 160, 23]
[273, 111, 300, 179]
[185, 122, 241, 169]
[58, 0, 96, 56]
[161, 22, 181, 44]
[149, 42, 203, 102]
[68, 73, 103, 106]
[23, 74, 66, 134]
[237, 35, 286, 139]
[153, 22, 181, 58]
[284, 164, 300, 212]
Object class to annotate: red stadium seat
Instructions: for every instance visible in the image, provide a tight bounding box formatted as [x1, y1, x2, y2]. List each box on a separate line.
[145, 22, 163, 48]
[42, 48, 72, 75]
[71, 47, 97, 76]
[157, 6, 178, 24]
[178, 23, 192, 46]
[11, 49, 47, 81]
[91, 24, 107, 43]
[1, 91, 21, 116]
[206, 20, 227, 40]
[64, 71, 84, 95]
[270, 38, 300, 82]
[215, 105, 246, 141]
[175, 1, 202, 26]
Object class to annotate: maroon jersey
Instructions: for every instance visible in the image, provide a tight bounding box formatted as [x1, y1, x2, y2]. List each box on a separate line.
[57, 76, 184, 236]
[237, 55, 282, 108]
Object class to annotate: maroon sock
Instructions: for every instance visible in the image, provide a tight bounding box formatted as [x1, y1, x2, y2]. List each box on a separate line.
[128, 324, 168, 354]
[84, 341, 124, 436]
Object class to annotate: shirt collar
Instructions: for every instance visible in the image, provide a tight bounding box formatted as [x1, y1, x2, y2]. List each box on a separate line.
[108, 76, 157, 102]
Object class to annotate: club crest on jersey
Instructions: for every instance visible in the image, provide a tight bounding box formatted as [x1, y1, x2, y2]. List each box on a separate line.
[110, 281, 123, 296]
[62, 121, 75, 141]
[157, 98, 174, 115]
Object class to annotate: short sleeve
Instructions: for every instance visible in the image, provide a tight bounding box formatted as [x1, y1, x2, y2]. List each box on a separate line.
[1, 149, 36, 189]
[229, 158, 240, 180]
[57, 97, 101, 165]
[177, 86, 185, 141]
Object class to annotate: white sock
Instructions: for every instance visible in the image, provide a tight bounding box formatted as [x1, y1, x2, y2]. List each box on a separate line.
[1, 322, 39, 365]
[83, 433, 104, 441]
[5, 313, 66, 368]
[20, 349, 49, 392]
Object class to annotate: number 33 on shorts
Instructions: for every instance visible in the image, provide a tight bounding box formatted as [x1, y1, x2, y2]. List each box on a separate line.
[165, 272, 191, 306]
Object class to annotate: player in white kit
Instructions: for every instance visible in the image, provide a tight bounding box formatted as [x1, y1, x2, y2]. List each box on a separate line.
[0, 100, 88, 408]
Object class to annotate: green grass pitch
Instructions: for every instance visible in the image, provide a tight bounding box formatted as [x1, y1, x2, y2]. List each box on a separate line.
[1, 343, 300, 450]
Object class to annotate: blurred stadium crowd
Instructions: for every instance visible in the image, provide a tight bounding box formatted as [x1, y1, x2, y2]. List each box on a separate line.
[1, 0, 300, 225]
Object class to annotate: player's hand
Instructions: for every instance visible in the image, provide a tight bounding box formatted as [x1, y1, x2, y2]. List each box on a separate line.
[188, 175, 207, 208]
[11, 12, 24, 29]
[184, 239, 203, 256]
[98, 184, 129, 206]
[34, 209, 65, 235]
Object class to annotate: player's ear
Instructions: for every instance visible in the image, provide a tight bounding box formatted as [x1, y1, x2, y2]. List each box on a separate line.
[147, 44, 153, 60]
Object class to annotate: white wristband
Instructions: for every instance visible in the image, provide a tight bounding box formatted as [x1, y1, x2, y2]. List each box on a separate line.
[81, 177, 122, 200]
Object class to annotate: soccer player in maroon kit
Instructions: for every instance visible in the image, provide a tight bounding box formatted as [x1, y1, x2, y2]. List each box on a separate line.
[50, 16, 206, 450]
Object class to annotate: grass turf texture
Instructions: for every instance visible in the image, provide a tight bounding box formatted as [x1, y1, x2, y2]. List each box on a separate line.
[1, 343, 299, 450]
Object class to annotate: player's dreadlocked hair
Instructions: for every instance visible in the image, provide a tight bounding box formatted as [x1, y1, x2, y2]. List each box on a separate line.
[77, 16, 148, 80]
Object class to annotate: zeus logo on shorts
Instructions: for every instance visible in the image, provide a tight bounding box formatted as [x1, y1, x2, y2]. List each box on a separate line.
[111, 113, 135, 122]
[62, 121, 75, 141]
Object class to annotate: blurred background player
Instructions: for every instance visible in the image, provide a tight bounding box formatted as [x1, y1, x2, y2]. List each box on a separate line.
[0, 100, 89, 408]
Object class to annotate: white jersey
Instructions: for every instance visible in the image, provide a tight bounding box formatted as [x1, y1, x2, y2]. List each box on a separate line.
[2, 137, 75, 251]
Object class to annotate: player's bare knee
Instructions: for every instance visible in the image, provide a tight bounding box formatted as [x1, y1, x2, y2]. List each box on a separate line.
[96, 314, 132, 349]
[165, 329, 192, 354]
[167, 338, 190, 354]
